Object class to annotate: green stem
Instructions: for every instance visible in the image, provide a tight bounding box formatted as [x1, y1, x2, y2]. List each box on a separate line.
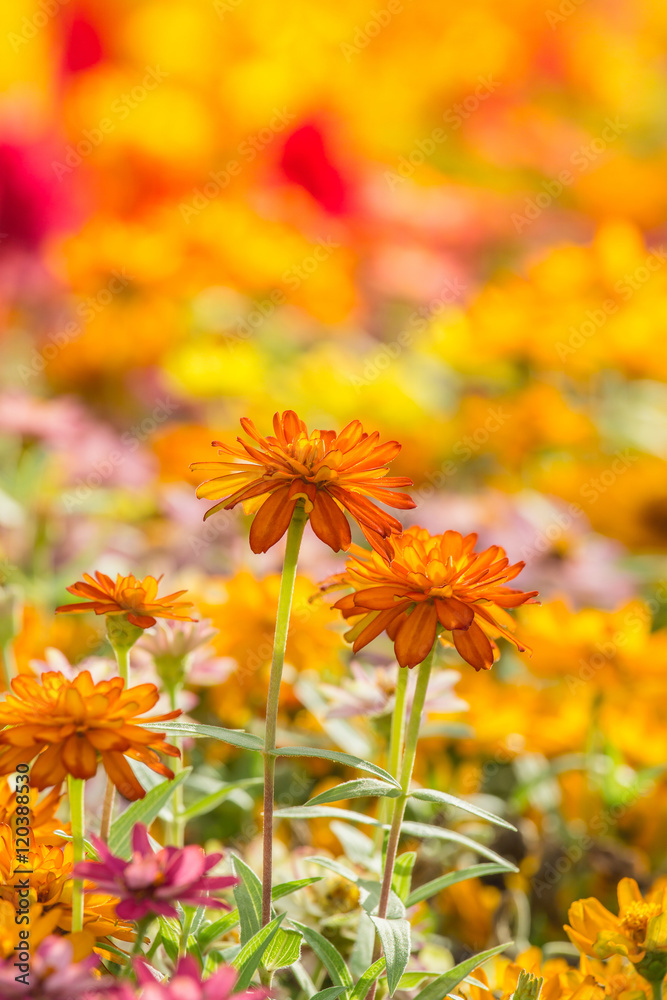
[1, 641, 15, 692]
[68, 776, 85, 933]
[261, 504, 308, 927]
[376, 643, 435, 919]
[113, 644, 130, 685]
[168, 685, 185, 847]
[374, 665, 409, 850]
[651, 980, 663, 1000]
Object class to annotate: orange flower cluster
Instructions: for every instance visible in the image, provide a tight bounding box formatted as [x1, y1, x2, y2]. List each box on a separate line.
[56, 572, 195, 629]
[0, 671, 180, 800]
[330, 527, 538, 669]
[192, 410, 415, 555]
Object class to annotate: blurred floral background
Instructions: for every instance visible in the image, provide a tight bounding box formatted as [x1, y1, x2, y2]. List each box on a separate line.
[1, 0, 667, 970]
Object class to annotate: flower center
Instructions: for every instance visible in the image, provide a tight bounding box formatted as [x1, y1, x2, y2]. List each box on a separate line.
[620, 901, 661, 941]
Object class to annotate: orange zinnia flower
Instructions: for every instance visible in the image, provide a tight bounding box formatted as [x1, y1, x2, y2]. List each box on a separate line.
[191, 410, 415, 555]
[330, 527, 538, 669]
[0, 671, 180, 800]
[56, 572, 195, 629]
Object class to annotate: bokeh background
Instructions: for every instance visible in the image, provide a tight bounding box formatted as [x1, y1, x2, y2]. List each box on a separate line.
[2, 0, 667, 963]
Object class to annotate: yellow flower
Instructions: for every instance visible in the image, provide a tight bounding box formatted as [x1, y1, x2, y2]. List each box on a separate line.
[566, 878, 667, 967]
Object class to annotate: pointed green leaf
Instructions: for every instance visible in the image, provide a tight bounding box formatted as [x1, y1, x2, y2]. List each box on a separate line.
[413, 943, 510, 1000]
[198, 909, 240, 948]
[272, 876, 323, 900]
[308, 856, 361, 884]
[307, 779, 400, 806]
[406, 862, 518, 907]
[370, 917, 411, 996]
[399, 822, 511, 867]
[275, 805, 381, 825]
[108, 769, 191, 858]
[392, 852, 417, 903]
[349, 957, 387, 1000]
[146, 720, 263, 752]
[291, 920, 354, 988]
[232, 856, 262, 944]
[158, 916, 180, 964]
[231, 914, 284, 990]
[180, 777, 263, 821]
[409, 789, 516, 830]
[262, 927, 302, 972]
[311, 989, 348, 1000]
[269, 747, 400, 786]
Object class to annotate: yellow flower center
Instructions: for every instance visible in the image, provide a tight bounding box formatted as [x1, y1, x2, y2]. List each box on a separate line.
[620, 901, 661, 941]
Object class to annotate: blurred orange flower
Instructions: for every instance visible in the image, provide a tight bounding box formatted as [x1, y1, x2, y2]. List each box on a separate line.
[56, 572, 195, 629]
[191, 409, 415, 555]
[0, 671, 180, 800]
[331, 527, 538, 669]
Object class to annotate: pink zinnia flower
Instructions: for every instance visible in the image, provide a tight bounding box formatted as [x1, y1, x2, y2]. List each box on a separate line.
[75, 824, 238, 921]
[118, 957, 265, 1000]
[0, 936, 112, 999]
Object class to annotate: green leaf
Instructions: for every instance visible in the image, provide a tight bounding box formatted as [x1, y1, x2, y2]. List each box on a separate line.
[349, 958, 387, 1000]
[158, 916, 180, 963]
[307, 779, 400, 806]
[108, 769, 191, 858]
[232, 856, 263, 944]
[291, 920, 354, 988]
[399, 822, 511, 867]
[311, 989, 348, 1000]
[146, 720, 264, 752]
[413, 943, 510, 1000]
[198, 878, 321, 950]
[409, 789, 516, 830]
[269, 747, 400, 786]
[392, 852, 416, 903]
[272, 876, 323, 900]
[350, 911, 376, 980]
[275, 805, 381, 825]
[308, 856, 361, 884]
[197, 909, 240, 948]
[370, 917, 411, 996]
[180, 777, 263, 821]
[231, 914, 284, 990]
[406, 862, 518, 907]
[262, 927, 302, 971]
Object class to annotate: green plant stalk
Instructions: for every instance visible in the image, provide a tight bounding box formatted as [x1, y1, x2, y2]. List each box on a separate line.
[376, 642, 435, 919]
[1, 641, 15, 692]
[375, 665, 409, 850]
[261, 503, 308, 926]
[100, 634, 133, 840]
[651, 980, 664, 1000]
[68, 775, 86, 933]
[168, 684, 185, 847]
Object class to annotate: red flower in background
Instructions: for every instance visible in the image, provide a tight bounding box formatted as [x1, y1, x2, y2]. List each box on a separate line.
[280, 123, 350, 215]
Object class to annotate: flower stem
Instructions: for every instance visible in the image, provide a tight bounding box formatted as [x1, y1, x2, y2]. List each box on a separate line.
[99, 778, 116, 843]
[68, 775, 85, 933]
[113, 644, 130, 685]
[168, 686, 185, 847]
[261, 503, 308, 927]
[375, 665, 409, 850]
[376, 643, 435, 919]
[651, 980, 664, 1000]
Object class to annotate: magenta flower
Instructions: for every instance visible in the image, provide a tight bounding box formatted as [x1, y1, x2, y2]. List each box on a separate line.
[0, 936, 112, 999]
[127, 958, 265, 1000]
[75, 824, 238, 921]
